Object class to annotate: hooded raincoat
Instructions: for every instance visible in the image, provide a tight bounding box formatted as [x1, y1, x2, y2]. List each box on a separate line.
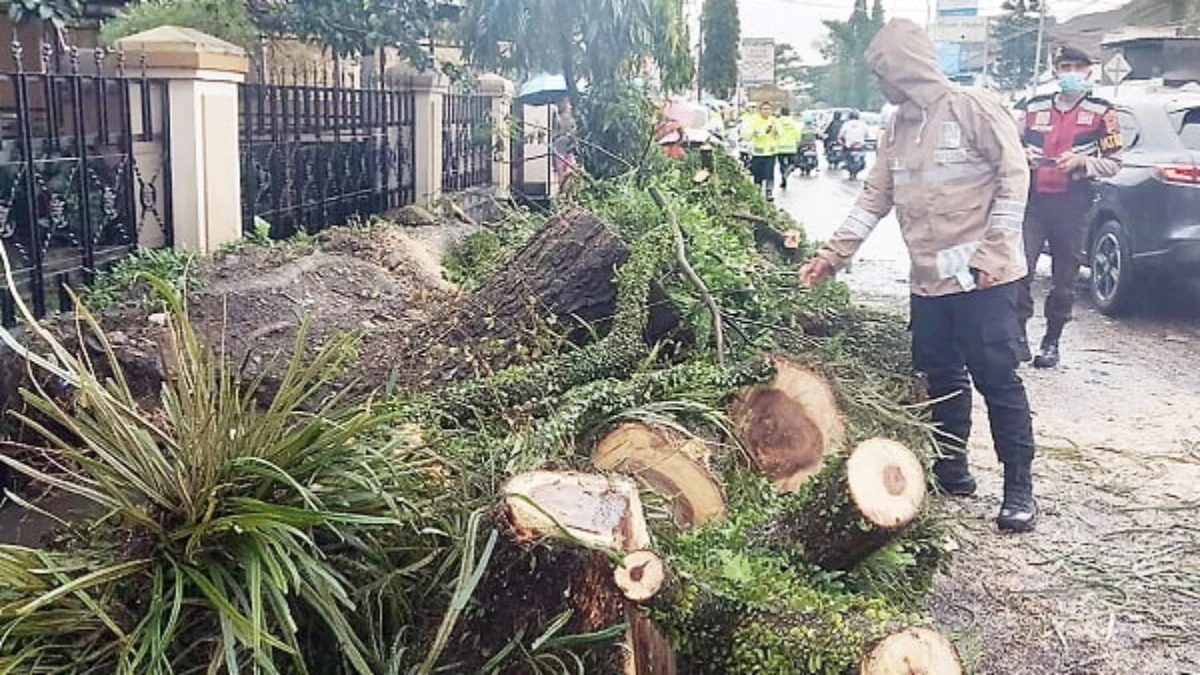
[816, 19, 1030, 296]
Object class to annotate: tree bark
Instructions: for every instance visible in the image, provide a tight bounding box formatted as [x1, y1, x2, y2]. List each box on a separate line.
[764, 438, 927, 571]
[729, 355, 845, 493]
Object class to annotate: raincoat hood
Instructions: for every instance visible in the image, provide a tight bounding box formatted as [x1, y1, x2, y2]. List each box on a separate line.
[866, 18, 951, 110]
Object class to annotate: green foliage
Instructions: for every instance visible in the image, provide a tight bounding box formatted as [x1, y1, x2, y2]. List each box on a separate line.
[815, 0, 885, 109]
[100, 0, 261, 51]
[774, 42, 805, 91]
[990, 0, 1049, 92]
[6, 0, 78, 30]
[700, 0, 739, 99]
[461, 0, 694, 98]
[256, 0, 444, 62]
[81, 247, 198, 312]
[574, 80, 666, 180]
[443, 208, 548, 290]
[0, 282, 473, 673]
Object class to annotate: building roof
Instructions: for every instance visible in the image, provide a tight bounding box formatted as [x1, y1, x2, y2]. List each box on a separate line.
[1051, 0, 1175, 55]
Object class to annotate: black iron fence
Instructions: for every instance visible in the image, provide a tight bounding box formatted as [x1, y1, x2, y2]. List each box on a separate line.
[442, 93, 494, 192]
[238, 71, 417, 240]
[1, 42, 171, 328]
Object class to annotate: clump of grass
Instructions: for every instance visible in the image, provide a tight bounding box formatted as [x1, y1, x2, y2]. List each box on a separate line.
[81, 247, 198, 312]
[0, 258, 476, 672]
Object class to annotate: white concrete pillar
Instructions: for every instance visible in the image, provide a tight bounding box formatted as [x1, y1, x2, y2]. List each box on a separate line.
[478, 73, 515, 197]
[116, 26, 248, 254]
[400, 73, 449, 206]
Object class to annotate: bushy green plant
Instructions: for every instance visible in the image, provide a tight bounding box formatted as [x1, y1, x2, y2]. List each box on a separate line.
[0, 276, 470, 673]
[81, 247, 198, 312]
[100, 0, 261, 52]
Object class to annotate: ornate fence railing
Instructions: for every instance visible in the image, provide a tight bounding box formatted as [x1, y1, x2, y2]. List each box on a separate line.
[441, 93, 494, 193]
[238, 72, 417, 240]
[0, 42, 172, 327]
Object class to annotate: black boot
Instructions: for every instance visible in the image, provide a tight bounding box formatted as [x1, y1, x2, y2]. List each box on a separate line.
[1032, 319, 1064, 369]
[997, 462, 1038, 532]
[933, 452, 977, 497]
[1016, 320, 1032, 363]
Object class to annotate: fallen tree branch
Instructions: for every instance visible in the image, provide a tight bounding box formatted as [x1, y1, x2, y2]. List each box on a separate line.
[649, 186, 725, 366]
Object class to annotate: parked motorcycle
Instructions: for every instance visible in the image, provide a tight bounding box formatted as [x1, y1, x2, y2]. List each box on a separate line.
[844, 143, 867, 180]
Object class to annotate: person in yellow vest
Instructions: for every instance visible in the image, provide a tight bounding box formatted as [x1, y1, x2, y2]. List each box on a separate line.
[745, 101, 781, 200]
[775, 107, 801, 189]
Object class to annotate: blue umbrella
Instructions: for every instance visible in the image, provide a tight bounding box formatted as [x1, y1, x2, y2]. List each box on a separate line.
[517, 72, 573, 106]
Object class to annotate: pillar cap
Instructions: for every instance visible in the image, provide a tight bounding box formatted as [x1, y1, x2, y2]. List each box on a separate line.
[478, 73, 515, 96]
[114, 26, 248, 75]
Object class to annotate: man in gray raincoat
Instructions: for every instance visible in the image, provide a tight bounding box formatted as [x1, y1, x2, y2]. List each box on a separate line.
[798, 18, 1038, 532]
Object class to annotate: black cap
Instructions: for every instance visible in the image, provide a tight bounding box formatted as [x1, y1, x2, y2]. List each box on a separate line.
[1054, 45, 1093, 65]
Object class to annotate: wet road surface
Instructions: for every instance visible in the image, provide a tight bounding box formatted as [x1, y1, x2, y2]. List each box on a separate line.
[781, 157, 1200, 674]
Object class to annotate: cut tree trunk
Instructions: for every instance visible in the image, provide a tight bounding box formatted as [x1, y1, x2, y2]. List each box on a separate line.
[462, 207, 630, 343]
[860, 627, 963, 674]
[729, 355, 845, 493]
[767, 438, 926, 571]
[593, 422, 726, 528]
[499, 470, 674, 675]
[614, 550, 666, 602]
[502, 470, 651, 551]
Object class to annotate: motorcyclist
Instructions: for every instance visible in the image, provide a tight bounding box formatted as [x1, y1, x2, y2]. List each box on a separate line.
[838, 110, 869, 152]
[825, 111, 844, 163]
[797, 112, 820, 174]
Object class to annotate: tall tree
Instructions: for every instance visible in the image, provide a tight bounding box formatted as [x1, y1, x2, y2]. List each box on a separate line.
[990, 0, 1047, 93]
[700, 0, 739, 99]
[774, 42, 804, 91]
[461, 0, 694, 99]
[816, 0, 885, 109]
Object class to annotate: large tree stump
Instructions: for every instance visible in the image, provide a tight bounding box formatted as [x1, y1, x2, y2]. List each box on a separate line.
[767, 438, 926, 571]
[593, 423, 726, 528]
[860, 627, 963, 674]
[729, 355, 845, 492]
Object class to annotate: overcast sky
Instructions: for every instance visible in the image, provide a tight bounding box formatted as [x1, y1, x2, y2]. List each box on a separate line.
[684, 0, 1132, 62]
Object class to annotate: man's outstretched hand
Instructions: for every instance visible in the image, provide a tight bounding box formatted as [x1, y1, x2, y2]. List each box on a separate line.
[797, 256, 835, 288]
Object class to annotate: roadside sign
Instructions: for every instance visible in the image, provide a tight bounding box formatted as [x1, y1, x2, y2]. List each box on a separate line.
[930, 16, 988, 43]
[1103, 53, 1133, 85]
[739, 38, 775, 87]
[936, 0, 978, 15]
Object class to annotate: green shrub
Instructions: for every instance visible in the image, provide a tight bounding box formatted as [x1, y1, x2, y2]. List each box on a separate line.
[81, 247, 198, 312]
[100, 0, 261, 52]
[0, 281, 469, 673]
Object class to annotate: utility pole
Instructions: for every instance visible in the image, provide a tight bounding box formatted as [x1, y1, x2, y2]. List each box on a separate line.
[980, 16, 990, 88]
[697, 3, 705, 102]
[1030, 0, 1047, 97]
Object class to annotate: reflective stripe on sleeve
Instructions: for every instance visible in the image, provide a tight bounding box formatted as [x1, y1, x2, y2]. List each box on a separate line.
[989, 199, 1026, 232]
[840, 207, 881, 239]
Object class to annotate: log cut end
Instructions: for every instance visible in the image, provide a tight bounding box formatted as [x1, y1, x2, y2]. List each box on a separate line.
[614, 550, 666, 602]
[594, 422, 726, 527]
[860, 627, 963, 675]
[731, 356, 845, 492]
[846, 438, 926, 530]
[502, 471, 651, 551]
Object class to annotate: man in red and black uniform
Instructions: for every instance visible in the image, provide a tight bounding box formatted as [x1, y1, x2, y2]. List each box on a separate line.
[1018, 46, 1123, 368]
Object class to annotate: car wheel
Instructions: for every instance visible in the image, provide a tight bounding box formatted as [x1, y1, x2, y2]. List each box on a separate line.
[1090, 220, 1137, 316]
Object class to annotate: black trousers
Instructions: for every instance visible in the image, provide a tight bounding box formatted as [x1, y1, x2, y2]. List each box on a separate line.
[1017, 189, 1092, 325]
[911, 283, 1035, 467]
